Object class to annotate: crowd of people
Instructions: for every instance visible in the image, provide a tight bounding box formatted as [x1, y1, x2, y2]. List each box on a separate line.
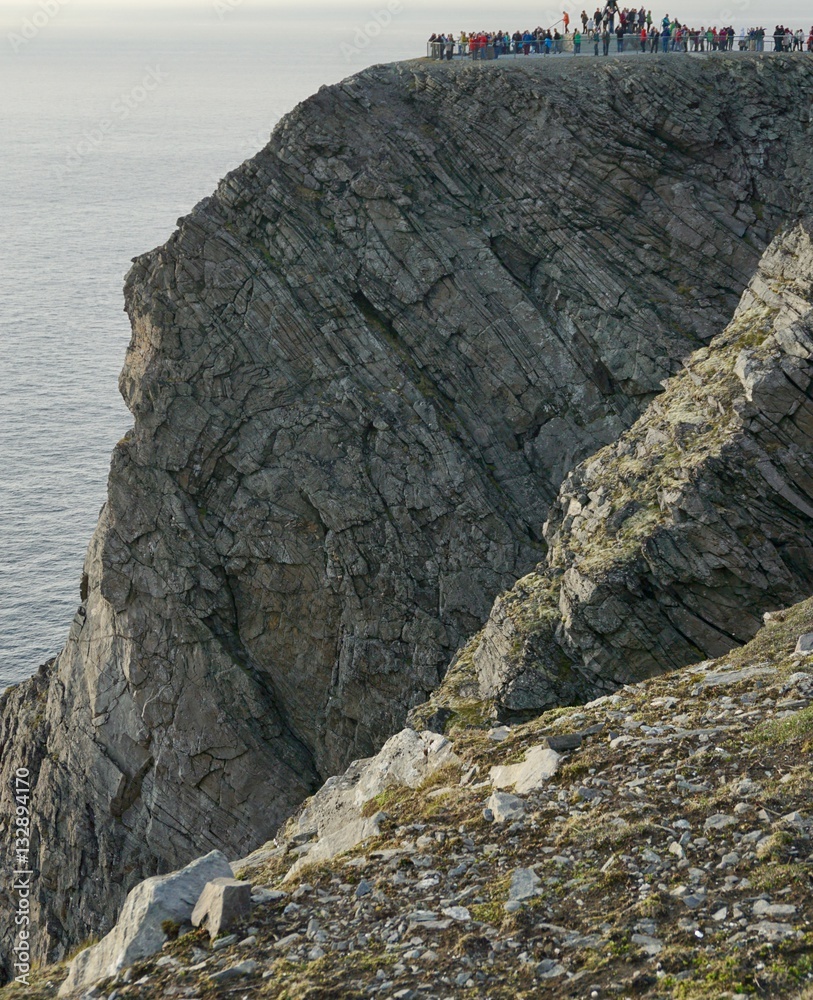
[428, 8, 813, 58]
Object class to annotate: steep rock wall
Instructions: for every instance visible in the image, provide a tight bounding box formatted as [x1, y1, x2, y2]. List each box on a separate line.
[3, 54, 813, 974]
[413, 218, 813, 727]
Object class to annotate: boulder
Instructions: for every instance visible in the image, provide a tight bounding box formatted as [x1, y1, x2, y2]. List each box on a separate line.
[508, 867, 541, 901]
[283, 729, 458, 878]
[795, 632, 813, 654]
[486, 791, 526, 823]
[59, 851, 232, 995]
[191, 878, 252, 940]
[490, 744, 560, 793]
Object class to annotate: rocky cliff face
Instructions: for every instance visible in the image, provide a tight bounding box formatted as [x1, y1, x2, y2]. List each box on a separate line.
[3, 53, 813, 977]
[414, 217, 813, 728]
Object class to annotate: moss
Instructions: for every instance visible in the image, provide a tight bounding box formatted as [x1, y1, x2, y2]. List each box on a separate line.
[547, 299, 778, 579]
[752, 705, 813, 747]
[358, 761, 464, 825]
[469, 900, 505, 925]
[160, 919, 180, 941]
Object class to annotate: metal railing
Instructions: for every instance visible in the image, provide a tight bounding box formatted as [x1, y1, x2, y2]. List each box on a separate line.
[427, 34, 811, 59]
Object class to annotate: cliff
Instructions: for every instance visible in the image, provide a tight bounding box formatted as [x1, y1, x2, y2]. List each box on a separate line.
[414, 216, 813, 728]
[2, 53, 813, 977]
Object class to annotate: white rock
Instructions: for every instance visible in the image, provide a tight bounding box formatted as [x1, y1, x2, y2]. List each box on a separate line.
[273, 933, 302, 949]
[753, 900, 797, 918]
[251, 888, 287, 903]
[508, 867, 541, 901]
[749, 920, 796, 942]
[536, 959, 566, 979]
[191, 878, 252, 940]
[59, 851, 233, 996]
[609, 734, 636, 749]
[486, 791, 526, 823]
[704, 814, 737, 831]
[631, 933, 663, 955]
[794, 632, 813, 653]
[284, 729, 458, 879]
[490, 745, 560, 793]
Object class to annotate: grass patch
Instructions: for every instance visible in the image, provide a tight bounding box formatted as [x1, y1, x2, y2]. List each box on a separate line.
[752, 705, 813, 747]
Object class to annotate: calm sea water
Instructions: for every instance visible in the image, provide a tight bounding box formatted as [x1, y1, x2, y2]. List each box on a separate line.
[0, 2, 438, 690]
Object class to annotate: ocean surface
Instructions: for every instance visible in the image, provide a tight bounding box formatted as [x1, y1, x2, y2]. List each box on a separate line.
[0, 1, 452, 690]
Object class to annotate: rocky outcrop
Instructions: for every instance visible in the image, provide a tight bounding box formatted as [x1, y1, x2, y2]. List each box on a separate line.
[24, 596, 813, 999]
[4, 54, 813, 975]
[58, 851, 233, 997]
[281, 728, 459, 878]
[415, 218, 813, 726]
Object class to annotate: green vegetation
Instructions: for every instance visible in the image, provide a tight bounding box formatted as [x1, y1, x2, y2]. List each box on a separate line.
[753, 704, 813, 748]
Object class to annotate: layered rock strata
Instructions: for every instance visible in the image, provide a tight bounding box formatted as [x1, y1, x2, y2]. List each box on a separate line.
[415, 218, 813, 726]
[3, 54, 813, 975]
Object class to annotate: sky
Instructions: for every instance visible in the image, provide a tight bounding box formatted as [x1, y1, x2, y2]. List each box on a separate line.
[0, 0, 810, 38]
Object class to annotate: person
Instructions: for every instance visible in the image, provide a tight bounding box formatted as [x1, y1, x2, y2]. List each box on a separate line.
[563, 10, 570, 32]
[606, 0, 618, 32]
[594, 27, 601, 52]
[581, 9, 589, 29]
[574, 27, 582, 51]
[640, 24, 647, 50]
[661, 23, 670, 50]
[602, 24, 611, 53]
[616, 21, 624, 50]
[808, 26, 813, 50]
[445, 34, 455, 59]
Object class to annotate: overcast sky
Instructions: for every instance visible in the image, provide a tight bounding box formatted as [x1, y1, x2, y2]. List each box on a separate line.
[1, 0, 809, 39]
